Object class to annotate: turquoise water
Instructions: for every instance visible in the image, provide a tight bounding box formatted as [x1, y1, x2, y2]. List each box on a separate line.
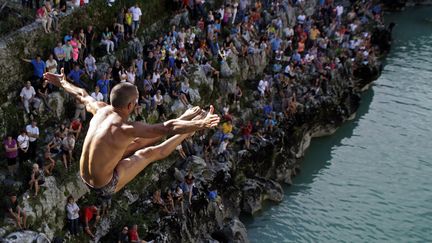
[244, 7, 432, 243]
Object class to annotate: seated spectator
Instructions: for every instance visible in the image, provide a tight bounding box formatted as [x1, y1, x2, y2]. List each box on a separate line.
[258, 79, 269, 97]
[173, 185, 184, 215]
[69, 118, 82, 139]
[166, 191, 175, 213]
[153, 190, 168, 213]
[201, 60, 220, 81]
[221, 120, 234, 140]
[73, 98, 86, 121]
[97, 73, 111, 102]
[66, 195, 80, 236]
[182, 172, 195, 206]
[5, 193, 27, 229]
[36, 5, 51, 33]
[118, 226, 130, 243]
[129, 224, 153, 243]
[20, 81, 41, 115]
[17, 130, 30, 164]
[28, 163, 45, 197]
[44, 145, 56, 176]
[101, 27, 115, 55]
[80, 205, 100, 239]
[91, 86, 104, 102]
[37, 80, 52, 112]
[84, 53, 97, 80]
[46, 54, 58, 74]
[3, 135, 18, 177]
[62, 133, 76, 170]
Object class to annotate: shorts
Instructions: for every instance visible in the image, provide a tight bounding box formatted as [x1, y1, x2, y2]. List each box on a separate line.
[83, 169, 119, 198]
[7, 157, 17, 166]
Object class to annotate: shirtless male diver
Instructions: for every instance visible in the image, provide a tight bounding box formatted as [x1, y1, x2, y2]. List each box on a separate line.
[44, 69, 220, 197]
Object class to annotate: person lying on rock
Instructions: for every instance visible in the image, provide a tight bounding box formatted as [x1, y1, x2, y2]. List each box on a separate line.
[43, 69, 220, 200]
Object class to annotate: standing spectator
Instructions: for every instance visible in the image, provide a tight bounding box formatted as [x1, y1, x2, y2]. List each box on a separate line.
[80, 205, 100, 239]
[54, 42, 66, 71]
[3, 135, 18, 177]
[85, 25, 96, 56]
[5, 193, 27, 230]
[241, 121, 253, 149]
[62, 133, 76, 169]
[22, 55, 46, 82]
[97, 73, 110, 102]
[17, 130, 30, 163]
[28, 163, 45, 197]
[20, 81, 41, 115]
[129, 224, 152, 243]
[68, 64, 86, 89]
[84, 53, 97, 80]
[66, 195, 80, 236]
[153, 90, 166, 120]
[63, 40, 74, 73]
[129, 3, 142, 36]
[46, 54, 58, 74]
[26, 121, 40, 160]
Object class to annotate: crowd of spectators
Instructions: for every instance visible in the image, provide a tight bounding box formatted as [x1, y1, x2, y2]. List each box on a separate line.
[3, 0, 387, 239]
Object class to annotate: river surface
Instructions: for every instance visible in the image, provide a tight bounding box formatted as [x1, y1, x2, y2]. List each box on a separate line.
[244, 7, 432, 243]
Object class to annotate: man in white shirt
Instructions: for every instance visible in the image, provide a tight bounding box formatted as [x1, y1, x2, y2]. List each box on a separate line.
[129, 3, 142, 36]
[17, 130, 30, 163]
[20, 81, 41, 114]
[46, 54, 58, 74]
[26, 121, 40, 160]
[258, 79, 269, 97]
[84, 54, 97, 80]
[91, 86, 104, 102]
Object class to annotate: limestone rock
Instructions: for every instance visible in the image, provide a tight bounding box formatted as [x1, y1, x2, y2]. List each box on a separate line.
[3, 231, 50, 243]
[221, 219, 250, 243]
[242, 177, 283, 214]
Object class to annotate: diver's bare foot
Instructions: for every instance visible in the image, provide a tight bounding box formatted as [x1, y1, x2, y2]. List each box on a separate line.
[179, 106, 201, 120]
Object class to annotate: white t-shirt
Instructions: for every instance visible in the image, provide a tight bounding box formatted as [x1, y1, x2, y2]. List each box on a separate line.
[84, 56, 96, 71]
[62, 137, 75, 151]
[130, 6, 142, 21]
[46, 59, 58, 74]
[20, 87, 36, 100]
[26, 125, 39, 142]
[17, 134, 29, 149]
[91, 92, 104, 101]
[66, 202, 80, 220]
[336, 6, 344, 16]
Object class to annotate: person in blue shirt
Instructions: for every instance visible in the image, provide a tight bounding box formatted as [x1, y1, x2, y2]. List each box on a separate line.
[22, 55, 46, 81]
[97, 73, 111, 102]
[68, 65, 86, 88]
[270, 36, 282, 52]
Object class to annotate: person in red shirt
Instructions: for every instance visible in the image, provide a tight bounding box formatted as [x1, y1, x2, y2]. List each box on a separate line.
[81, 205, 100, 239]
[241, 121, 253, 149]
[69, 119, 82, 139]
[128, 224, 154, 243]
